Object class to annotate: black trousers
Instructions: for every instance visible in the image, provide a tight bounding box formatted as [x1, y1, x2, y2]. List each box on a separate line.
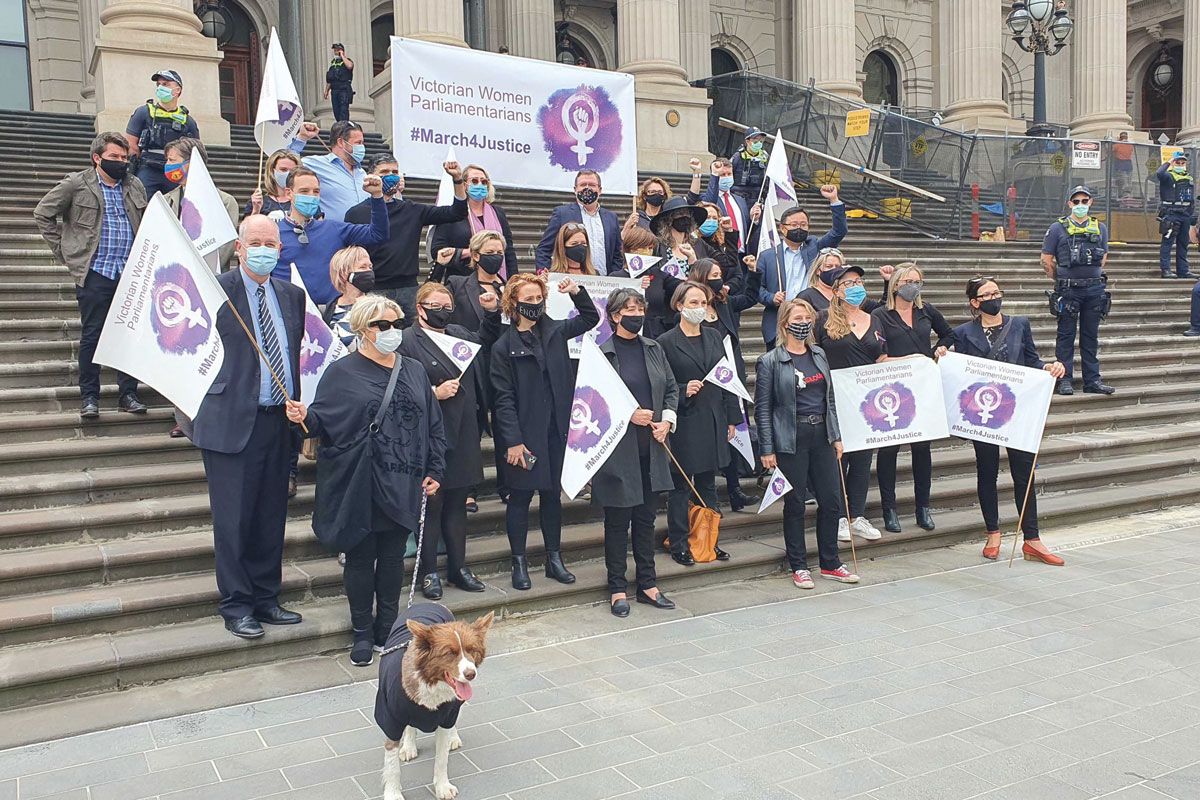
[876, 441, 932, 511]
[201, 409, 291, 621]
[842, 449, 873, 519]
[506, 489, 562, 555]
[343, 523, 408, 643]
[421, 486, 469, 577]
[134, 161, 172, 198]
[331, 88, 353, 122]
[973, 441, 1040, 539]
[75, 270, 137, 400]
[1160, 212, 1191, 276]
[666, 469, 719, 554]
[1055, 283, 1105, 385]
[603, 459, 659, 594]
[776, 422, 843, 572]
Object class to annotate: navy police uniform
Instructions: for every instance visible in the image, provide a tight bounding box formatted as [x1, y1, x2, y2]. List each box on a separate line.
[125, 69, 199, 197]
[1156, 155, 1196, 278]
[326, 54, 354, 122]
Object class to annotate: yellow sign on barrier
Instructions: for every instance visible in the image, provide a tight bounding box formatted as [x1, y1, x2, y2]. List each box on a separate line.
[846, 109, 871, 138]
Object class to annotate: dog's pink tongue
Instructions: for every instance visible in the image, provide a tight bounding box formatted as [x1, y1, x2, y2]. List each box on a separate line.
[451, 678, 473, 702]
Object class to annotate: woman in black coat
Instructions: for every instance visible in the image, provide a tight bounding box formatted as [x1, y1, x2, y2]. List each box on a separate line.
[593, 288, 680, 618]
[398, 281, 503, 599]
[286, 296, 446, 668]
[951, 276, 1066, 566]
[656, 281, 741, 566]
[490, 273, 600, 590]
[647, 197, 710, 335]
[870, 263, 953, 534]
[429, 164, 519, 279]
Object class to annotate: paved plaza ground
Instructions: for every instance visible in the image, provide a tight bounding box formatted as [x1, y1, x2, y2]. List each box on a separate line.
[3, 511, 1200, 800]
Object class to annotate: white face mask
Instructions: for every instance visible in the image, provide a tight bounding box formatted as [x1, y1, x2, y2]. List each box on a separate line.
[681, 307, 708, 325]
[372, 327, 403, 354]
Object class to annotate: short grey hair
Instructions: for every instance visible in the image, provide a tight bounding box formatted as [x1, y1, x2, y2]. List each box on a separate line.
[606, 288, 646, 319]
[347, 294, 403, 336]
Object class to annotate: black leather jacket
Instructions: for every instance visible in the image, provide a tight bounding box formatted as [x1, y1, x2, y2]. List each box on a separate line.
[753, 344, 842, 456]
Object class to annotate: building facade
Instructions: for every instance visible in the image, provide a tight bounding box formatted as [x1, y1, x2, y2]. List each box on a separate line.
[9, 0, 1199, 159]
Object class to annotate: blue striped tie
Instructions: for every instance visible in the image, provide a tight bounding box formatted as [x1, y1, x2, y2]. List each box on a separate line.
[256, 286, 288, 406]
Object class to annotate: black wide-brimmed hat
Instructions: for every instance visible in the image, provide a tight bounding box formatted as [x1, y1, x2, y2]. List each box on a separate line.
[650, 196, 708, 235]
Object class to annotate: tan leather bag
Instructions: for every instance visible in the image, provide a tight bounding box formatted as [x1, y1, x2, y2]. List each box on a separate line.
[662, 441, 722, 562]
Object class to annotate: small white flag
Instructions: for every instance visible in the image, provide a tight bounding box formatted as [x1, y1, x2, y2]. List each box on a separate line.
[730, 408, 754, 468]
[764, 129, 797, 210]
[425, 328, 481, 375]
[758, 199, 779, 258]
[179, 151, 237, 264]
[757, 467, 793, 514]
[561, 338, 639, 499]
[435, 145, 459, 206]
[290, 265, 348, 402]
[704, 356, 751, 402]
[660, 255, 688, 279]
[254, 28, 304, 155]
[624, 253, 661, 278]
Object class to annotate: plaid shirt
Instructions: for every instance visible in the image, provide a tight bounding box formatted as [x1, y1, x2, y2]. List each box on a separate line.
[88, 177, 134, 280]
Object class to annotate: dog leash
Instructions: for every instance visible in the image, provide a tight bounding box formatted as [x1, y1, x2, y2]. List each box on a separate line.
[378, 491, 430, 659]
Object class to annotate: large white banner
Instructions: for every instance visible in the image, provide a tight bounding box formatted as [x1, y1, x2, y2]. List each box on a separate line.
[561, 338, 638, 499]
[939, 352, 1054, 454]
[290, 265, 348, 403]
[254, 27, 304, 156]
[545, 273, 641, 358]
[94, 194, 226, 418]
[830, 357, 949, 453]
[390, 37, 638, 194]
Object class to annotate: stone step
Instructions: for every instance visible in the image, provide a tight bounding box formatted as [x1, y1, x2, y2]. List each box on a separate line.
[0, 383, 167, 415]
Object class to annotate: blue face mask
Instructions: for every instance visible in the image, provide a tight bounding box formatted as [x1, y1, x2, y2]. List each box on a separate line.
[699, 219, 719, 236]
[1071, 203, 1090, 218]
[842, 285, 868, 307]
[718, 176, 735, 192]
[154, 85, 174, 104]
[467, 184, 489, 201]
[349, 144, 366, 164]
[272, 170, 291, 190]
[380, 174, 402, 195]
[245, 246, 279, 276]
[293, 194, 321, 218]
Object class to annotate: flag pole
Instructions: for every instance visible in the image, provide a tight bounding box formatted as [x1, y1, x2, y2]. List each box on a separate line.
[1007, 451, 1040, 567]
[661, 440, 709, 509]
[221, 297, 308, 434]
[256, 145, 266, 193]
[836, 452, 859, 575]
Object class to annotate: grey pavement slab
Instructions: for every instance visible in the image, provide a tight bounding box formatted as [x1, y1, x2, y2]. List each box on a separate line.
[5, 520, 1200, 800]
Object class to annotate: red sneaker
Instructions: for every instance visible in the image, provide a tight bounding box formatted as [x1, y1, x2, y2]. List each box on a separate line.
[820, 565, 860, 584]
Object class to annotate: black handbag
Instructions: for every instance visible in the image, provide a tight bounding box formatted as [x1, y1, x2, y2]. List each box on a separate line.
[311, 358, 402, 554]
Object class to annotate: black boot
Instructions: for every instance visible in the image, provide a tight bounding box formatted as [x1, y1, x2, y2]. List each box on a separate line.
[421, 573, 443, 600]
[915, 506, 936, 531]
[451, 567, 486, 592]
[882, 508, 902, 533]
[511, 555, 531, 590]
[350, 629, 374, 667]
[728, 486, 757, 512]
[544, 550, 576, 584]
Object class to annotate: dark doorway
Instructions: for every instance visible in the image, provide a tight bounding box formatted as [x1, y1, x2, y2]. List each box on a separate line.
[1141, 44, 1183, 142]
[711, 47, 740, 76]
[372, 14, 394, 76]
[196, 1, 261, 125]
[863, 50, 899, 107]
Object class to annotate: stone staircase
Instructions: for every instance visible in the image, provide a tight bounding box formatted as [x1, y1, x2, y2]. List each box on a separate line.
[1, 109, 1198, 711]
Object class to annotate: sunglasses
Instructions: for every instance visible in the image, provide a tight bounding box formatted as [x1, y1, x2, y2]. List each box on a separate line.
[292, 226, 309, 245]
[368, 319, 401, 331]
[420, 302, 454, 312]
[819, 247, 844, 257]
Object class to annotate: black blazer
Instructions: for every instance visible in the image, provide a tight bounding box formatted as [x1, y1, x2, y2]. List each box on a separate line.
[445, 273, 505, 333]
[950, 315, 1046, 368]
[656, 325, 741, 475]
[190, 269, 305, 454]
[428, 204, 520, 279]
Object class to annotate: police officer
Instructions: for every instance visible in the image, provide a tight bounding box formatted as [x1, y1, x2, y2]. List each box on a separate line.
[1156, 150, 1197, 280]
[325, 43, 354, 123]
[1040, 186, 1115, 396]
[124, 69, 199, 198]
[730, 127, 769, 208]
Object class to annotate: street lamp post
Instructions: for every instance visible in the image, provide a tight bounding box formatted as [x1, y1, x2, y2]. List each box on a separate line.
[1006, 0, 1074, 137]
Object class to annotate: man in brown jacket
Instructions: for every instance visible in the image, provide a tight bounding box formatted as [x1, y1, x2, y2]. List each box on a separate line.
[34, 132, 149, 418]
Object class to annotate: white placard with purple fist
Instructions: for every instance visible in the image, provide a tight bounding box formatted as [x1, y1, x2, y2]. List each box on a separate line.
[830, 357, 949, 453]
[938, 352, 1054, 454]
[545, 273, 641, 359]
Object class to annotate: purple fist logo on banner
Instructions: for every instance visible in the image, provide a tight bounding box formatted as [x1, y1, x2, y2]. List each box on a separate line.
[861, 382, 917, 432]
[538, 86, 622, 172]
[299, 311, 333, 375]
[958, 381, 1017, 429]
[567, 386, 611, 452]
[179, 197, 203, 241]
[451, 341, 473, 363]
[150, 263, 212, 355]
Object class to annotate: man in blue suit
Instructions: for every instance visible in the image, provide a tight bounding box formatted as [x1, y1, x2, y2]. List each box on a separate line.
[695, 157, 763, 254]
[536, 169, 624, 274]
[190, 214, 306, 640]
[756, 184, 847, 346]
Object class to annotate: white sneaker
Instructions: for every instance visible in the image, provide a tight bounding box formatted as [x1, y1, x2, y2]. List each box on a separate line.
[792, 569, 815, 589]
[851, 517, 882, 540]
[837, 517, 851, 542]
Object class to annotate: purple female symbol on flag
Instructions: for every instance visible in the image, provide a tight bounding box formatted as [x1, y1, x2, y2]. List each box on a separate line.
[771, 477, 786, 495]
[538, 85, 623, 172]
[299, 311, 334, 376]
[861, 382, 917, 432]
[451, 341, 473, 363]
[757, 467, 793, 513]
[958, 381, 1017, 429]
[715, 365, 734, 384]
[567, 386, 612, 452]
[150, 263, 213, 355]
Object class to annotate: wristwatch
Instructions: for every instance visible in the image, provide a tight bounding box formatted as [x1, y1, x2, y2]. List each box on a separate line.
[452, 179, 464, 185]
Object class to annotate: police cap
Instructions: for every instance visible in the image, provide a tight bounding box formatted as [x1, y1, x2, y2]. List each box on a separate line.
[743, 127, 766, 140]
[152, 69, 183, 87]
[1068, 185, 1093, 200]
[331, 43, 344, 50]
[1171, 150, 1189, 162]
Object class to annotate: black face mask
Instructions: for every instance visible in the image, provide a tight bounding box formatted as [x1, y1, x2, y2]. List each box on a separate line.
[422, 306, 453, 329]
[707, 278, 725, 295]
[671, 216, 694, 233]
[819, 270, 838, 287]
[99, 158, 128, 181]
[644, 194, 666, 208]
[477, 253, 504, 274]
[785, 228, 809, 244]
[977, 298, 1003, 317]
[517, 300, 545, 322]
[618, 314, 644, 334]
[564, 244, 588, 265]
[348, 270, 375, 293]
[576, 188, 599, 205]
[787, 321, 813, 340]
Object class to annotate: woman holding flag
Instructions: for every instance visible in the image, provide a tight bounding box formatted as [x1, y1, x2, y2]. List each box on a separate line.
[754, 299, 859, 589]
[593, 289, 679, 617]
[398, 281, 503, 598]
[952, 277, 1066, 565]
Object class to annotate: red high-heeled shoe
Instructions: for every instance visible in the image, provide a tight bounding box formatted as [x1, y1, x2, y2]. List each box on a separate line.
[982, 531, 1001, 560]
[1022, 541, 1065, 566]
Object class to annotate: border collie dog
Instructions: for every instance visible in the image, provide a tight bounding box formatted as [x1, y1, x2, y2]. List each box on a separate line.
[375, 603, 494, 800]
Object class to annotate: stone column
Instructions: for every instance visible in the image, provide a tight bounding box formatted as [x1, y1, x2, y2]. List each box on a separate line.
[617, 0, 712, 171]
[1179, 0, 1200, 143]
[505, 0, 555, 61]
[940, 0, 1019, 132]
[79, 0, 102, 112]
[1069, 0, 1133, 138]
[793, 0, 861, 100]
[679, 0, 711, 82]
[371, 0, 469, 144]
[302, 0, 376, 130]
[92, 0, 229, 144]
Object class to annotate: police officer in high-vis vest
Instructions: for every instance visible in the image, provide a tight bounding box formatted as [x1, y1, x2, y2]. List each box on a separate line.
[124, 69, 200, 198]
[1156, 150, 1197, 280]
[1041, 185, 1115, 397]
[325, 43, 354, 123]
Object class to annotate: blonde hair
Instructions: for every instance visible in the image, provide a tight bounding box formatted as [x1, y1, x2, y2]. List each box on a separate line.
[469, 229, 505, 257]
[551, 222, 595, 274]
[463, 164, 495, 204]
[264, 149, 300, 196]
[777, 298, 818, 345]
[501, 273, 547, 319]
[805, 249, 843, 290]
[347, 294, 403, 336]
[886, 261, 924, 310]
[416, 281, 453, 306]
[329, 246, 370, 294]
